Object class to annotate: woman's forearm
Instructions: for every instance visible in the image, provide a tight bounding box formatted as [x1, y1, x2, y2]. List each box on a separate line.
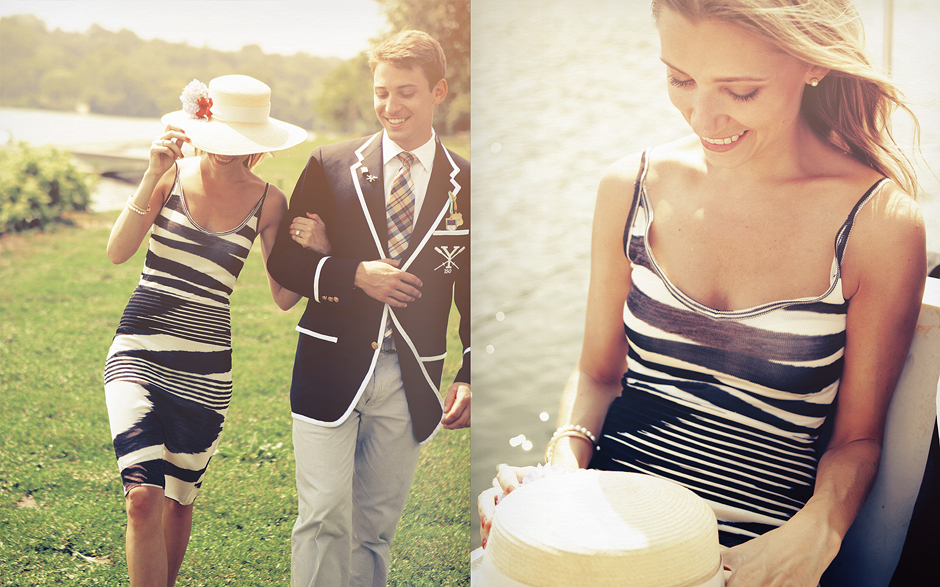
[267, 273, 302, 311]
[107, 171, 163, 264]
[551, 366, 622, 469]
[802, 437, 882, 544]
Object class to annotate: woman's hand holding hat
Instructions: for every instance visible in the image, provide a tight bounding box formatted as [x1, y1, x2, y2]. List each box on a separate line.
[148, 125, 190, 180]
[478, 464, 536, 548]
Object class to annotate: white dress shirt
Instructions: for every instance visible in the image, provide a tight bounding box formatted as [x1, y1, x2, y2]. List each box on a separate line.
[381, 130, 437, 226]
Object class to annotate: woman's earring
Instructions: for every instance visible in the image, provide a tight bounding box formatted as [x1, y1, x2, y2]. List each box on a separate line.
[810, 78, 819, 87]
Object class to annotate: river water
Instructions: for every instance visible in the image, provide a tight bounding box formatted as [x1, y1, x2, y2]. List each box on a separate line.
[469, 0, 940, 548]
[0, 107, 164, 211]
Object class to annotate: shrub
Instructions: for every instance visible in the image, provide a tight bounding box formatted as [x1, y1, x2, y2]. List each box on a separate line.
[0, 141, 97, 233]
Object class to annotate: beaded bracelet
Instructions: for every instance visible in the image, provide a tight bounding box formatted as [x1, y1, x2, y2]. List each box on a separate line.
[127, 198, 151, 215]
[544, 424, 599, 464]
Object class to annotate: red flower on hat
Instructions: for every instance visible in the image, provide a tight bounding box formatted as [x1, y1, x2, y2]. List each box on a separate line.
[196, 96, 213, 119]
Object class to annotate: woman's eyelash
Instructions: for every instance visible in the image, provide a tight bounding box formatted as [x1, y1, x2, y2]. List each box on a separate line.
[669, 74, 760, 102]
[731, 89, 760, 102]
[669, 75, 693, 88]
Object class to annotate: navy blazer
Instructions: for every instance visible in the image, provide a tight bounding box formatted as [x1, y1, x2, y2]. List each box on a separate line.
[268, 132, 470, 443]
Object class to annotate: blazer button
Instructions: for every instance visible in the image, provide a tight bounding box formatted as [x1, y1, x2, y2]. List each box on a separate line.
[371, 342, 379, 350]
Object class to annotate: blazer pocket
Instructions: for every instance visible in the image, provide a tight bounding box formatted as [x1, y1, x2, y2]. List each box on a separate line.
[296, 310, 342, 344]
[432, 229, 469, 236]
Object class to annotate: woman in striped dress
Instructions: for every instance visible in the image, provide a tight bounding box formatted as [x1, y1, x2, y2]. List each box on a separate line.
[480, 2, 927, 586]
[104, 75, 314, 587]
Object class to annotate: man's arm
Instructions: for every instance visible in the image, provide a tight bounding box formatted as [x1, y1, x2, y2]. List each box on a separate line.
[268, 152, 359, 305]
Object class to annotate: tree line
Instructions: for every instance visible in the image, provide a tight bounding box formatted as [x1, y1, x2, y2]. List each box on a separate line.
[0, 0, 469, 135]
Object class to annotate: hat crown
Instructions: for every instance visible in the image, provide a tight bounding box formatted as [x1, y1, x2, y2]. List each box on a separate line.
[485, 471, 722, 587]
[208, 75, 271, 124]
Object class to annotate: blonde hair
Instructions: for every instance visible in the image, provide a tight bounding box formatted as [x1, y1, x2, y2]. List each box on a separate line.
[243, 152, 270, 170]
[651, 0, 921, 198]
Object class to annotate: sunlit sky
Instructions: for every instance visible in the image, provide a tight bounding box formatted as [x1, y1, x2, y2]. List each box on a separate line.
[0, 0, 387, 58]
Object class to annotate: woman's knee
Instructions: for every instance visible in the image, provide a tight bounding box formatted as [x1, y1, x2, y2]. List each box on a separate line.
[125, 486, 164, 522]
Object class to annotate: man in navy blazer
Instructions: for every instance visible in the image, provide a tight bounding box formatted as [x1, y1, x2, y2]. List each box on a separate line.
[267, 30, 470, 587]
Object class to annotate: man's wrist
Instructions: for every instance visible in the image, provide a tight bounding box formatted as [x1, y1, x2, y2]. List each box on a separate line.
[353, 261, 367, 289]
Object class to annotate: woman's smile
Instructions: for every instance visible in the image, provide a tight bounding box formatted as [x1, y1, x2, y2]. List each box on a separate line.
[211, 153, 237, 165]
[699, 130, 748, 152]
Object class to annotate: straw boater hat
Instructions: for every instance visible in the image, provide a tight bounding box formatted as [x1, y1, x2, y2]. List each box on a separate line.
[471, 470, 725, 587]
[161, 75, 307, 156]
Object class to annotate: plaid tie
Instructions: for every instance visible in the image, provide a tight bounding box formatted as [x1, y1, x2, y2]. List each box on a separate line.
[384, 152, 416, 340]
[387, 152, 416, 260]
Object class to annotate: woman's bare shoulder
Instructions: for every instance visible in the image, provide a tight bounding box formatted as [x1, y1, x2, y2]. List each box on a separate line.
[262, 182, 288, 208]
[171, 156, 201, 189]
[842, 179, 925, 299]
[602, 136, 702, 201]
[257, 182, 288, 225]
[598, 151, 645, 212]
[861, 180, 924, 245]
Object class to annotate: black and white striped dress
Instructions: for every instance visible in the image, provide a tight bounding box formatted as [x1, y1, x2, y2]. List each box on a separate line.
[104, 166, 267, 505]
[590, 151, 887, 547]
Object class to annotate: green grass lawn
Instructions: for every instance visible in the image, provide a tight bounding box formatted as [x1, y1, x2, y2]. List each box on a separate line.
[0, 142, 470, 586]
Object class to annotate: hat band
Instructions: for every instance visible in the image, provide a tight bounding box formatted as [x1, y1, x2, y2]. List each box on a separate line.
[211, 102, 271, 124]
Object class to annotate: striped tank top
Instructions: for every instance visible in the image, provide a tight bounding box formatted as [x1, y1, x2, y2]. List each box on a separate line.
[105, 166, 268, 412]
[590, 150, 886, 546]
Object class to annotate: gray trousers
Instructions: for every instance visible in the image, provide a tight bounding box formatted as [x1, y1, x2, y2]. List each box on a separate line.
[291, 349, 422, 587]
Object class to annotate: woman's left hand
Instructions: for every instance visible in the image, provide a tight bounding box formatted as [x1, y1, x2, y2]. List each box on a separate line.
[289, 213, 330, 255]
[721, 514, 836, 587]
[478, 464, 540, 548]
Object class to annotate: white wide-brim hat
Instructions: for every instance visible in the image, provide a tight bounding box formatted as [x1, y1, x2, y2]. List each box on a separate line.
[471, 470, 725, 587]
[162, 75, 307, 156]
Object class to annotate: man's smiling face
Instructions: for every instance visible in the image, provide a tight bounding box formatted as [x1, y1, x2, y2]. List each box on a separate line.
[373, 61, 447, 151]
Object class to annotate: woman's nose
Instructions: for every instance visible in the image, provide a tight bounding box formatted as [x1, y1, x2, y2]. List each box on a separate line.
[690, 91, 730, 137]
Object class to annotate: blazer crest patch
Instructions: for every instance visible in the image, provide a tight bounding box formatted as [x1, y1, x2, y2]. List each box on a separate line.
[434, 245, 465, 274]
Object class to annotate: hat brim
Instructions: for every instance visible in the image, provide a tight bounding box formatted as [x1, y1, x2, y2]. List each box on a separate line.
[161, 111, 308, 156]
[471, 548, 727, 587]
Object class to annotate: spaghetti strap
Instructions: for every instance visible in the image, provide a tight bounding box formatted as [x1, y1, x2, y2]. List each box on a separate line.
[250, 183, 269, 221]
[623, 149, 651, 255]
[165, 162, 180, 209]
[833, 177, 888, 267]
